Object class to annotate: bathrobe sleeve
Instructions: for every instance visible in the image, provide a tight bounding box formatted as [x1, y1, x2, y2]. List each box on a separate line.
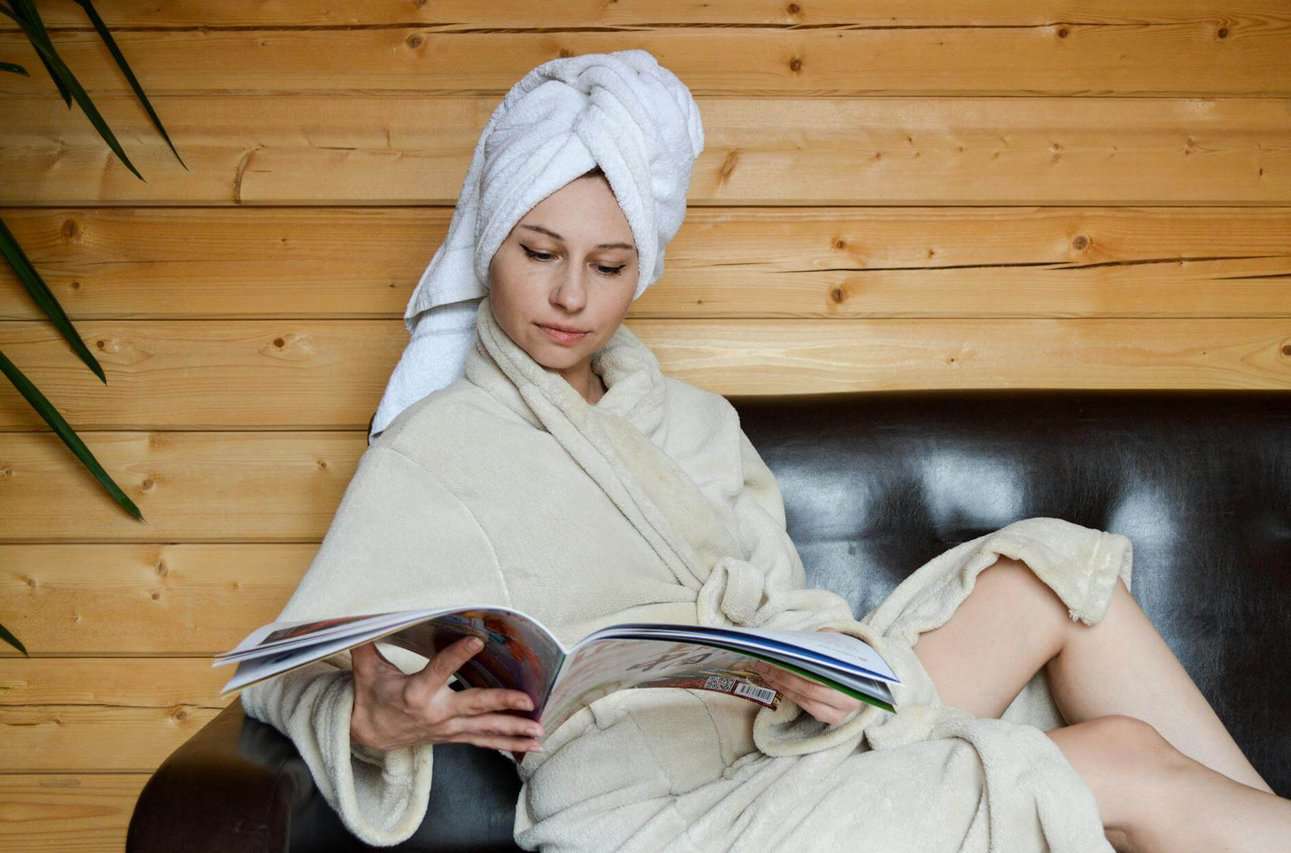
[724, 428, 902, 757]
[240, 443, 512, 847]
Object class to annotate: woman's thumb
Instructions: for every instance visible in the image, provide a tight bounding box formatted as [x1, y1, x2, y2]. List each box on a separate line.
[350, 641, 394, 675]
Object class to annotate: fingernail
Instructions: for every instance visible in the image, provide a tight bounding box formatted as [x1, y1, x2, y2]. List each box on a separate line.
[468, 637, 483, 650]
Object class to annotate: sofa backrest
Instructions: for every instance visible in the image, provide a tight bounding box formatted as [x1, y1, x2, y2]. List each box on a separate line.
[734, 388, 1291, 794]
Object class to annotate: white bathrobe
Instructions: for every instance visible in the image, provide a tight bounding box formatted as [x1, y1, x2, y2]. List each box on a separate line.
[242, 297, 1131, 851]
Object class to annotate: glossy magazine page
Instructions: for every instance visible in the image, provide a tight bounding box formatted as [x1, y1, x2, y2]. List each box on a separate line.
[537, 637, 786, 739]
[214, 604, 565, 695]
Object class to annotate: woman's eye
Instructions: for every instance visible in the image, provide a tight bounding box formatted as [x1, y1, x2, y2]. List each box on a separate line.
[523, 246, 624, 277]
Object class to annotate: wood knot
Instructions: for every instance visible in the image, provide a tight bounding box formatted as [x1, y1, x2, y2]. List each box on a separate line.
[317, 459, 328, 470]
[833, 238, 847, 250]
[787, 3, 801, 14]
[150, 591, 161, 601]
[1057, 27, 1069, 38]
[717, 149, 740, 183]
[1072, 234, 1089, 250]
[273, 337, 285, 348]
[156, 561, 168, 577]
[1217, 27, 1228, 39]
[406, 33, 423, 49]
[789, 56, 803, 73]
[61, 219, 80, 239]
[830, 287, 845, 304]
[1281, 342, 1291, 357]
[141, 478, 155, 491]
[96, 340, 105, 349]
[559, 48, 573, 58]
[70, 280, 81, 290]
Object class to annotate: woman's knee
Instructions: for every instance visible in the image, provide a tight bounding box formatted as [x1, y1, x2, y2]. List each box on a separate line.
[977, 556, 1070, 642]
[1048, 715, 1194, 833]
[1081, 714, 1189, 773]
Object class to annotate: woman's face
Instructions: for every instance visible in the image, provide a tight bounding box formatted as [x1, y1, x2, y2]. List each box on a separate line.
[488, 174, 638, 382]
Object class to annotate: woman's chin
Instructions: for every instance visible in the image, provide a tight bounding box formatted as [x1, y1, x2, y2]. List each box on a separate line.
[526, 339, 584, 369]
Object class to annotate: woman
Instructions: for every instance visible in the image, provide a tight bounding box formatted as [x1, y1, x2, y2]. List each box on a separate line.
[243, 51, 1290, 851]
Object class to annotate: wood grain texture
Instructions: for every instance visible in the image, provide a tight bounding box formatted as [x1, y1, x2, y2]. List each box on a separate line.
[0, 658, 232, 706]
[0, 544, 305, 654]
[0, 319, 1288, 432]
[2, 206, 1290, 321]
[0, 658, 227, 771]
[0, 430, 362, 540]
[1, 8, 1286, 96]
[0, 703, 219, 771]
[5, 1, 1284, 31]
[3, 95, 1291, 206]
[0, 773, 147, 852]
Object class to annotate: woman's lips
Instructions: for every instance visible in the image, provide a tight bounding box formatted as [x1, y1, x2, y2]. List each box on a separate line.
[537, 323, 589, 346]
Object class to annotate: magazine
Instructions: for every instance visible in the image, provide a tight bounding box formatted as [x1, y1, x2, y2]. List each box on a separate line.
[215, 604, 901, 754]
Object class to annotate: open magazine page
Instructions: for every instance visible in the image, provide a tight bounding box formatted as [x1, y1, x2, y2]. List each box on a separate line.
[585, 623, 900, 683]
[384, 608, 566, 707]
[215, 604, 568, 697]
[221, 611, 413, 661]
[538, 638, 783, 739]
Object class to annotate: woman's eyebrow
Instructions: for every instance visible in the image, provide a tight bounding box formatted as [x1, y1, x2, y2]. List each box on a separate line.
[520, 223, 636, 251]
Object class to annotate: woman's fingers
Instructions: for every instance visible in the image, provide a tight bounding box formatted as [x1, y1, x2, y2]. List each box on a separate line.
[442, 711, 543, 740]
[454, 732, 545, 752]
[453, 686, 535, 716]
[754, 663, 861, 724]
[404, 636, 484, 702]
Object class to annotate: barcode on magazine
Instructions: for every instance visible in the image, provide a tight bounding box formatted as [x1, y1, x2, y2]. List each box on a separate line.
[733, 681, 777, 704]
[704, 675, 776, 704]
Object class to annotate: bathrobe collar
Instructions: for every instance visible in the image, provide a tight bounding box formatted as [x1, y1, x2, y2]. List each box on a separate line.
[463, 296, 724, 593]
[463, 297, 668, 444]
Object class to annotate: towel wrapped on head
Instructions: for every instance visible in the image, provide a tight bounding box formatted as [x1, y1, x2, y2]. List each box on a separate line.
[369, 49, 705, 442]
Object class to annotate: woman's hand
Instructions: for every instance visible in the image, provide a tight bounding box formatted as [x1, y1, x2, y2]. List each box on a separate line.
[747, 628, 865, 726]
[348, 636, 544, 753]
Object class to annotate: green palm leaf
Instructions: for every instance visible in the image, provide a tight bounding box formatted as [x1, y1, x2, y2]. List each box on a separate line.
[0, 623, 27, 656]
[73, 0, 188, 171]
[0, 349, 143, 521]
[1, 59, 30, 76]
[0, 218, 105, 383]
[5, 0, 145, 181]
[3, 0, 73, 107]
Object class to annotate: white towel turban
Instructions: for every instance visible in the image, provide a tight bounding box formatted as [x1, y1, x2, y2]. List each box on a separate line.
[368, 48, 705, 443]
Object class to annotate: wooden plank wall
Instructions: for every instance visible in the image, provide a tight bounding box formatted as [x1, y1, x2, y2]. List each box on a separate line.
[1, 2, 1289, 849]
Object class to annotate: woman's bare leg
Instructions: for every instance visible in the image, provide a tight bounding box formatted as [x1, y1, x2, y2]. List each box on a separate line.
[1047, 715, 1291, 852]
[911, 556, 1272, 792]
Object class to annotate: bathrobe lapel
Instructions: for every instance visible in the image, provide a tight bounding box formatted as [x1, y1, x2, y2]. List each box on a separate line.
[463, 298, 747, 609]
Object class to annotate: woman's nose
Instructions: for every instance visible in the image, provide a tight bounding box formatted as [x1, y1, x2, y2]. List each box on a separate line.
[551, 268, 588, 311]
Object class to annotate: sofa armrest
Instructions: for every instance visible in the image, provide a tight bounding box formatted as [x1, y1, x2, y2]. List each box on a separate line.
[127, 701, 525, 853]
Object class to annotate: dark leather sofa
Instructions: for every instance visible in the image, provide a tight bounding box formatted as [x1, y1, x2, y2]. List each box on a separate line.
[127, 389, 1291, 852]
